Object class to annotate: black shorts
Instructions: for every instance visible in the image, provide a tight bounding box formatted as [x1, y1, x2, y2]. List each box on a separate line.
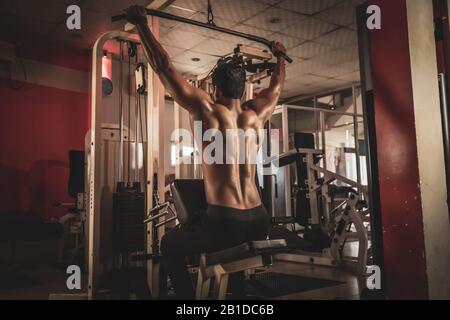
[205, 204, 270, 249]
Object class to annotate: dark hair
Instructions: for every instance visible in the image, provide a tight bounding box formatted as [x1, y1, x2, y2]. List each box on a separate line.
[212, 62, 246, 99]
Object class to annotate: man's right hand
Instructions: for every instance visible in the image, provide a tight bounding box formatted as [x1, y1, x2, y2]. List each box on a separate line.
[271, 41, 287, 59]
[125, 5, 148, 25]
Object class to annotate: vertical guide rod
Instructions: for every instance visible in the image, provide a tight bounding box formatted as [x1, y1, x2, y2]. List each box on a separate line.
[353, 85, 362, 185]
[135, 51, 140, 183]
[438, 73, 450, 216]
[119, 41, 124, 182]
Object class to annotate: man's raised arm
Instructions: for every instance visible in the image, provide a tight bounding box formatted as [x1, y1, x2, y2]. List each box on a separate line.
[126, 6, 213, 115]
[251, 42, 286, 123]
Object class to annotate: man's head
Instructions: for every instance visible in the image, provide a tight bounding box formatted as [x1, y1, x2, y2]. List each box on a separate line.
[211, 61, 246, 100]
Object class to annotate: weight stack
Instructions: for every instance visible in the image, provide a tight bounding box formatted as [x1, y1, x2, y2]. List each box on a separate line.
[113, 183, 145, 252]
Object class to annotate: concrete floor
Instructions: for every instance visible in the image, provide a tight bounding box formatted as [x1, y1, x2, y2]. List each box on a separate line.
[0, 260, 362, 300]
[267, 261, 362, 300]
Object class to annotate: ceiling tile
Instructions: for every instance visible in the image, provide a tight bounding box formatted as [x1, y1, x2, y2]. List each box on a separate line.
[282, 83, 328, 98]
[286, 64, 332, 85]
[172, 50, 218, 66]
[277, 0, 342, 15]
[163, 45, 186, 58]
[289, 41, 332, 59]
[311, 45, 359, 66]
[334, 70, 360, 82]
[295, 74, 330, 85]
[309, 64, 355, 79]
[271, 33, 305, 49]
[159, 5, 197, 29]
[282, 17, 336, 40]
[172, 61, 197, 74]
[309, 48, 348, 65]
[244, 7, 308, 33]
[337, 60, 360, 72]
[315, 0, 361, 26]
[171, 0, 206, 12]
[159, 25, 172, 37]
[174, 0, 270, 23]
[160, 29, 209, 50]
[233, 24, 276, 38]
[314, 28, 357, 49]
[199, 60, 220, 71]
[173, 12, 237, 39]
[191, 38, 237, 56]
[286, 60, 334, 79]
[216, 24, 275, 46]
[317, 77, 351, 89]
[191, 65, 214, 76]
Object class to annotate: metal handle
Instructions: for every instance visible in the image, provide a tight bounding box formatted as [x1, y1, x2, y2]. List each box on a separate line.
[155, 216, 177, 228]
[112, 9, 293, 63]
[143, 210, 168, 224]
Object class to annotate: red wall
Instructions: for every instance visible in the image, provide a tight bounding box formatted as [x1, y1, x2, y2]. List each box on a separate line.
[0, 43, 90, 220]
[369, 0, 428, 299]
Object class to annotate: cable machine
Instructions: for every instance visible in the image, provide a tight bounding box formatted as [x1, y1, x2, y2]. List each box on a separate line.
[86, 31, 155, 300]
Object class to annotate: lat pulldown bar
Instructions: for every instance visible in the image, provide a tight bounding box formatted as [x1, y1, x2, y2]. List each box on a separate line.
[112, 8, 293, 63]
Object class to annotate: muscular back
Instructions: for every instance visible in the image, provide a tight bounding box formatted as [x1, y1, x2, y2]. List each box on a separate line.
[193, 102, 265, 209]
[131, 18, 285, 209]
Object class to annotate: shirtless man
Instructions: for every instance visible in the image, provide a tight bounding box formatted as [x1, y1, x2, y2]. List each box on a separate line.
[126, 6, 286, 299]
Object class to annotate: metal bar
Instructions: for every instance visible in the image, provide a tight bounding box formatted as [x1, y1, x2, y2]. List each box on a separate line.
[281, 105, 291, 217]
[438, 73, 450, 217]
[356, 2, 384, 287]
[283, 105, 363, 119]
[311, 164, 361, 188]
[353, 85, 362, 185]
[154, 216, 177, 228]
[135, 84, 140, 183]
[127, 47, 132, 184]
[111, 9, 293, 63]
[143, 210, 168, 224]
[320, 108, 327, 171]
[119, 42, 124, 182]
[124, 0, 177, 32]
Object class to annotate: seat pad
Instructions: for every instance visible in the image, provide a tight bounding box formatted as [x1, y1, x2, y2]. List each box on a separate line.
[205, 239, 287, 266]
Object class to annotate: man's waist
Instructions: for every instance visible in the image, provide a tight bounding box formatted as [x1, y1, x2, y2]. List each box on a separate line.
[206, 203, 268, 221]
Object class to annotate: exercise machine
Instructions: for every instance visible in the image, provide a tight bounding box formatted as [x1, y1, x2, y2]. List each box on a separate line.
[83, 31, 154, 300]
[264, 139, 370, 275]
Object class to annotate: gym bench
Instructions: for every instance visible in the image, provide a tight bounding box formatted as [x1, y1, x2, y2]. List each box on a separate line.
[196, 239, 287, 300]
[170, 179, 288, 300]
